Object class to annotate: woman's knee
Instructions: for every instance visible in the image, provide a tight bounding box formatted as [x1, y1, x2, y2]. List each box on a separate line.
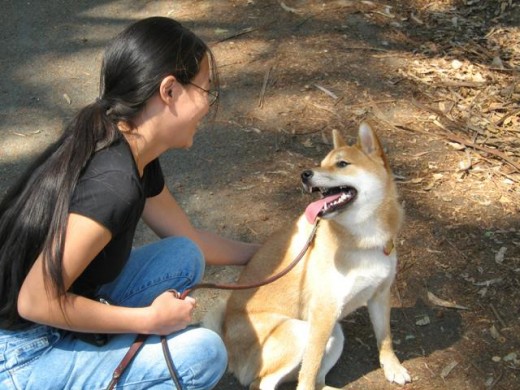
[103, 236, 205, 306]
[142, 236, 204, 290]
[196, 329, 228, 388]
[169, 327, 227, 389]
[163, 236, 205, 284]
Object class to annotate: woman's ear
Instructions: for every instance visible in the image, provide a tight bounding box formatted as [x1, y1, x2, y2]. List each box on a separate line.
[159, 75, 177, 103]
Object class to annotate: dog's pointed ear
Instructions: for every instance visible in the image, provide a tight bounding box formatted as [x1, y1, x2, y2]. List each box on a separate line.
[332, 129, 347, 149]
[358, 122, 390, 169]
[358, 122, 379, 154]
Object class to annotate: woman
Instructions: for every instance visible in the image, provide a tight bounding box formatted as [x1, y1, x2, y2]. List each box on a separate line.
[0, 17, 258, 389]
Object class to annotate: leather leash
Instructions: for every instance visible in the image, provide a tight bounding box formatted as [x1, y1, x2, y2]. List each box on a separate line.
[105, 218, 321, 389]
[180, 218, 321, 299]
[105, 334, 147, 390]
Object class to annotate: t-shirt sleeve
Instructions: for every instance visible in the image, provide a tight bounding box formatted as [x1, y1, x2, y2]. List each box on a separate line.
[143, 158, 165, 198]
[69, 171, 142, 235]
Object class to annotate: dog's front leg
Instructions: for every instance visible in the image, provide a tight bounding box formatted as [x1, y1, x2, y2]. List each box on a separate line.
[296, 304, 338, 390]
[367, 287, 411, 385]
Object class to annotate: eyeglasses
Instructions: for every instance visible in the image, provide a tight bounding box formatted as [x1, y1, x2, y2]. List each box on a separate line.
[189, 82, 219, 106]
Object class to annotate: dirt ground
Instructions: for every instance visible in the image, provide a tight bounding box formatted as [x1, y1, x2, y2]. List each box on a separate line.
[0, 1, 519, 389]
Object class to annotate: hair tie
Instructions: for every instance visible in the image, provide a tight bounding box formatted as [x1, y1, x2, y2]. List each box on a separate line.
[95, 97, 111, 111]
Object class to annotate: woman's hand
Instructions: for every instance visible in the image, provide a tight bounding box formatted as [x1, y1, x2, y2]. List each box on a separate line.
[146, 290, 197, 335]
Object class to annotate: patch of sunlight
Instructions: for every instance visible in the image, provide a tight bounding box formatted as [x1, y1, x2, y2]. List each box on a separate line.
[0, 117, 60, 163]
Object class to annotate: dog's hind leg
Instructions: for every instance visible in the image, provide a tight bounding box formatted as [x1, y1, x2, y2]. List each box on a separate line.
[249, 318, 310, 390]
[252, 320, 344, 390]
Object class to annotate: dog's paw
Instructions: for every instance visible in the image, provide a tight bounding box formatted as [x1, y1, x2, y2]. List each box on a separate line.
[381, 355, 411, 385]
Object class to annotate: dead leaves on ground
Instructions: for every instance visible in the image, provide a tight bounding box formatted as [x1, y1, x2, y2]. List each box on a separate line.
[390, 1, 519, 184]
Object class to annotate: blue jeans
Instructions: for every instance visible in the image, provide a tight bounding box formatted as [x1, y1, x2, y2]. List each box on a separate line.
[0, 237, 227, 389]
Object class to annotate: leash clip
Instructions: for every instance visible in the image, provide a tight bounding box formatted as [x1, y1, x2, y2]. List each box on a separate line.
[168, 289, 181, 299]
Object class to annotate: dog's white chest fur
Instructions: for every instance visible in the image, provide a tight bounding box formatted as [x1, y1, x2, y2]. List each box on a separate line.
[332, 248, 397, 318]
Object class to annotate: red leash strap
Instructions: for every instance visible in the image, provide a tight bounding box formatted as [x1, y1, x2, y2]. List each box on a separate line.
[105, 333, 147, 390]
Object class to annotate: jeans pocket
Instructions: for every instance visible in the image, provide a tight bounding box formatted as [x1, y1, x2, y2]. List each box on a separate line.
[13, 336, 50, 368]
[1, 326, 60, 389]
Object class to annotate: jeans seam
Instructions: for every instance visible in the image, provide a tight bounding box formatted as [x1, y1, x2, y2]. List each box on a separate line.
[119, 272, 194, 304]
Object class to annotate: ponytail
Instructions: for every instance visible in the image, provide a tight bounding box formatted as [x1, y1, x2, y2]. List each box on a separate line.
[0, 101, 120, 329]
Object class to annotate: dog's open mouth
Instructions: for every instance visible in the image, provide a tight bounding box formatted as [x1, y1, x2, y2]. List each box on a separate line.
[304, 186, 357, 223]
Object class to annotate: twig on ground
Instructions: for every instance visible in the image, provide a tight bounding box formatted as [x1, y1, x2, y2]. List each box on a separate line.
[343, 46, 391, 52]
[490, 303, 508, 329]
[258, 66, 272, 109]
[314, 84, 339, 100]
[216, 26, 258, 43]
[496, 107, 520, 127]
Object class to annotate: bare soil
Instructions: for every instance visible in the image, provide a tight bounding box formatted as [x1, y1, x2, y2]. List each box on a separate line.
[0, 1, 518, 389]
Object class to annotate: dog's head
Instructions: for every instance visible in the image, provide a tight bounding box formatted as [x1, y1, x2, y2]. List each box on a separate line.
[302, 122, 395, 224]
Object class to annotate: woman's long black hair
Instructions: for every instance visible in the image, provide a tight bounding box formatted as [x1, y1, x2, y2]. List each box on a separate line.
[0, 17, 219, 329]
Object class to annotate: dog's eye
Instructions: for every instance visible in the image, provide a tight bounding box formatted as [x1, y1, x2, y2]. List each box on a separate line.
[336, 160, 350, 168]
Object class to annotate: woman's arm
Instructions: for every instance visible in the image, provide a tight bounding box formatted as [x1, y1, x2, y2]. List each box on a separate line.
[17, 213, 195, 335]
[142, 186, 260, 266]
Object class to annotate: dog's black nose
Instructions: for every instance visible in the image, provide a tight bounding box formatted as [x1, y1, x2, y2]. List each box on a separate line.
[301, 170, 314, 182]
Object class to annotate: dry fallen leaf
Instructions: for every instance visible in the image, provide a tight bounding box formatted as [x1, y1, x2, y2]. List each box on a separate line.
[489, 324, 506, 343]
[302, 139, 314, 148]
[280, 1, 302, 14]
[440, 360, 459, 379]
[427, 291, 469, 310]
[503, 352, 518, 363]
[447, 141, 466, 151]
[495, 247, 507, 264]
[416, 315, 430, 326]
[451, 59, 463, 70]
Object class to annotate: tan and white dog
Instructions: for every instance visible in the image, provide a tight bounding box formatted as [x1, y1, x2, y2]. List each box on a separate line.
[205, 123, 411, 389]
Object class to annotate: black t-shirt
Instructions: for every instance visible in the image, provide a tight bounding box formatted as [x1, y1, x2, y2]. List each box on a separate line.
[69, 139, 164, 298]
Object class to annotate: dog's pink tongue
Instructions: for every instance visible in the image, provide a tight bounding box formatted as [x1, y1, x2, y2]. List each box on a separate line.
[305, 194, 342, 224]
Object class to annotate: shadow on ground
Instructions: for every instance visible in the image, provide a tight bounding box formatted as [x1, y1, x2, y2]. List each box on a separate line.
[1, 1, 518, 389]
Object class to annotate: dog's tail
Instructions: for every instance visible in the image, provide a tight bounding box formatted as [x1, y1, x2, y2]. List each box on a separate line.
[201, 298, 227, 335]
